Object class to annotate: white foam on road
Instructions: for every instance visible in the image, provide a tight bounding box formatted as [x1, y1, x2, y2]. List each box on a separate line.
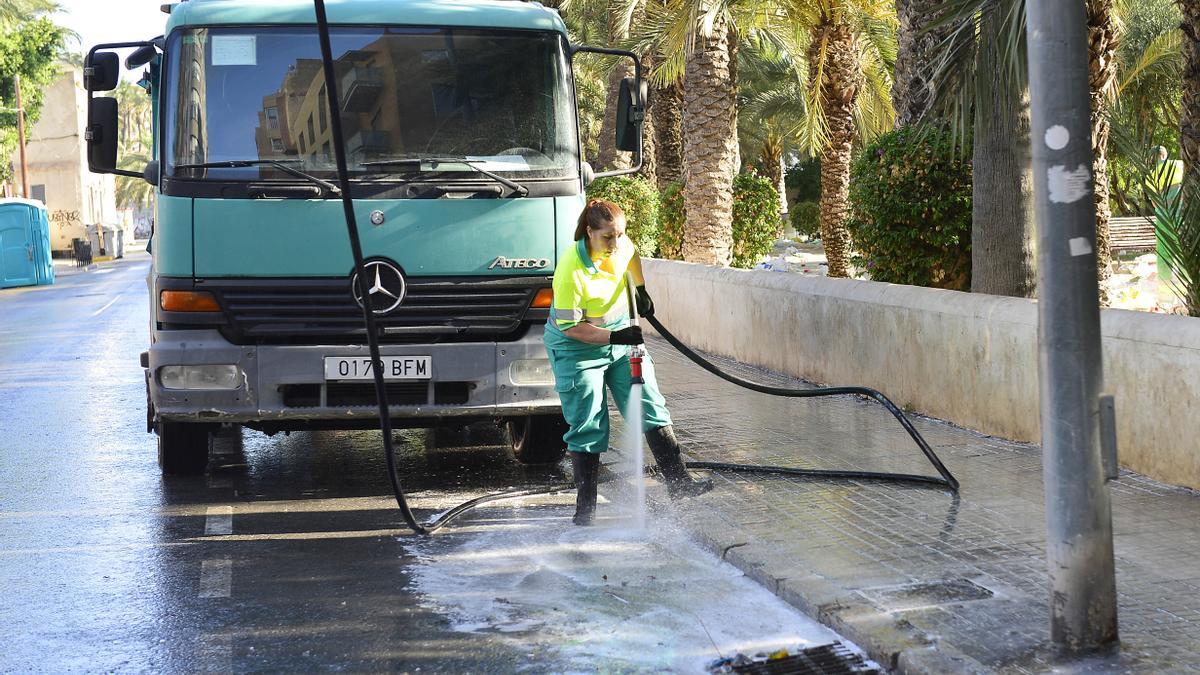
[407, 505, 849, 672]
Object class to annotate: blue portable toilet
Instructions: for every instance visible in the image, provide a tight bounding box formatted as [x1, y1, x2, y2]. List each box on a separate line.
[0, 198, 55, 289]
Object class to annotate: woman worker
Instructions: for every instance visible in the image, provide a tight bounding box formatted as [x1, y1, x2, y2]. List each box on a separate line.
[544, 199, 713, 526]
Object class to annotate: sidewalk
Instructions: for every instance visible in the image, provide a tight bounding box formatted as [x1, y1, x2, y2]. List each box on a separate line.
[628, 335, 1200, 673]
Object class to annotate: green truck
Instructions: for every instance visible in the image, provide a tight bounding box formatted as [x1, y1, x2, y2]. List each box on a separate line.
[84, 0, 643, 474]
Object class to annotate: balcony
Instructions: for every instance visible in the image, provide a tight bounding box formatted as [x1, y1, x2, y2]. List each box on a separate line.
[340, 67, 384, 112]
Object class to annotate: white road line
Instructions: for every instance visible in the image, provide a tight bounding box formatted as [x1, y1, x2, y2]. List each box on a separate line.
[199, 557, 232, 598]
[93, 268, 115, 275]
[90, 294, 122, 317]
[205, 506, 233, 535]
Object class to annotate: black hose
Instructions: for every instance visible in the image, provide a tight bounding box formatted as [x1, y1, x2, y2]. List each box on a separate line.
[315, 1, 571, 534]
[643, 313, 959, 492]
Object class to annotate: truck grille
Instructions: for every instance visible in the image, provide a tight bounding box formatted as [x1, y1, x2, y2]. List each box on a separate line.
[198, 276, 546, 345]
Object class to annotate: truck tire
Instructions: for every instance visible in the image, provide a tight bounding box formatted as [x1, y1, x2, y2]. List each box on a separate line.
[506, 415, 569, 465]
[157, 421, 213, 476]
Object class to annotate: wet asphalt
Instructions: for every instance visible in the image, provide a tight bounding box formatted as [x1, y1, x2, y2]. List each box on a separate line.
[0, 251, 848, 673]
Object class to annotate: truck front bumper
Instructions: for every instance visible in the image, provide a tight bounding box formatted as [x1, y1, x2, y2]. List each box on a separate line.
[147, 327, 560, 426]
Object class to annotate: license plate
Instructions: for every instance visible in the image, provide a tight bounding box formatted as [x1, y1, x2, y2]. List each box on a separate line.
[323, 356, 431, 380]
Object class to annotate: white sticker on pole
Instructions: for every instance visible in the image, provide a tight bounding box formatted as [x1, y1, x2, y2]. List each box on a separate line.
[1045, 125, 1070, 150]
[1048, 164, 1092, 204]
[212, 36, 257, 66]
[1069, 237, 1093, 256]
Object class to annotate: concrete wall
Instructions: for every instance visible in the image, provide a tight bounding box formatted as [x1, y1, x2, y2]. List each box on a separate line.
[643, 259, 1200, 491]
[10, 67, 119, 254]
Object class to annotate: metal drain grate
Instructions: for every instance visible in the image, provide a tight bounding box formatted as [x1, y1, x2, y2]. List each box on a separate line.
[713, 642, 879, 675]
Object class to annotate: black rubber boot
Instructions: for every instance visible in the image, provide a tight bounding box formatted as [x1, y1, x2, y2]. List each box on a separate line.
[645, 425, 714, 499]
[569, 451, 600, 525]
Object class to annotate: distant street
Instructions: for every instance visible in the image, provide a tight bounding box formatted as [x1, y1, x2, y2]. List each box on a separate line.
[0, 251, 847, 673]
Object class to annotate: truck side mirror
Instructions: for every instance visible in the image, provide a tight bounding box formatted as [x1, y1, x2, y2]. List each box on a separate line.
[143, 160, 160, 186]
[84, 52, 120, 92]
[615, 77, 647, 153]
[87, 97, 119, 172]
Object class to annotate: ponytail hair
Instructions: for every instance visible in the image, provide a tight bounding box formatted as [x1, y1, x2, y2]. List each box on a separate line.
[574, 199, 624, 241]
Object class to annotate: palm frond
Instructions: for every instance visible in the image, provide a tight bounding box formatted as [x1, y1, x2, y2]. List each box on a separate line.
[1117, 29, 1182, 96]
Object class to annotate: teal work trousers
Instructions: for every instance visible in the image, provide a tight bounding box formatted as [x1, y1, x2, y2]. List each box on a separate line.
[547, 344, 672, 454]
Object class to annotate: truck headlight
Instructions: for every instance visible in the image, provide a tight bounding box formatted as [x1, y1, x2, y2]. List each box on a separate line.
[509, 359, 554, 386]
[159, 365, 241, 390]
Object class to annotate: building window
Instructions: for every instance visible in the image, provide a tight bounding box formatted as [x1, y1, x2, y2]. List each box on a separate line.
[266, 107, 279, 130]
[322, 141, 331, 162]
[318, 86, 327, 133]
[307, 114, 315, 144]
[271, 138, 284, 152]
[299, 135, 306, 154]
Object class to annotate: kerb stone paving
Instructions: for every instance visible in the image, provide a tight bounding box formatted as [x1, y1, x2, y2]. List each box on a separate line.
[619, 334, 1200, 673]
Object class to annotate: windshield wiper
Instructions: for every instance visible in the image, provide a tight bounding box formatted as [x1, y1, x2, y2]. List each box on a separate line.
[360, 157, 529, 197]
[174, 159, 340, 195]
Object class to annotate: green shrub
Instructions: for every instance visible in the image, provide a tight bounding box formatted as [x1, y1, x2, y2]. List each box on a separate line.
[847, 127, 972, 289]
[586, 175, 661, 255]
[785, 157, 821, 202]
[789, 200, 821, 240]
[732, 172, 781, 269]
[658, 181, 685, 260]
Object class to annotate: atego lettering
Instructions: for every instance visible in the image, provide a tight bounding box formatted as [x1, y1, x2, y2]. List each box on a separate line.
[489, 256, 550, 270]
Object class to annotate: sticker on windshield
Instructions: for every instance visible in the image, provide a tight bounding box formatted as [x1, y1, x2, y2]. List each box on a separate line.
[212, 36, 257, 66]
[465, 155, 531, 171]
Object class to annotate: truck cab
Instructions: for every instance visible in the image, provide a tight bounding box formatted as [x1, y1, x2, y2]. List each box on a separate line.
[84, 0, 643, 474]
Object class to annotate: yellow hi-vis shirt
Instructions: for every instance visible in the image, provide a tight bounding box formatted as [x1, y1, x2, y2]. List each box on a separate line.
[547, 237, 634, 337]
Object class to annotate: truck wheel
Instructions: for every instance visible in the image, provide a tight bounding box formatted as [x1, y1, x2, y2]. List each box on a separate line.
[157, 421, 213, 476]
[506, 415, 568, 465]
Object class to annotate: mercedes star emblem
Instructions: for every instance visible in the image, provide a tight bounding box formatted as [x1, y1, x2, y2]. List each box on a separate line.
[369, 210, 386, 226]
[350, 260, 407, 315]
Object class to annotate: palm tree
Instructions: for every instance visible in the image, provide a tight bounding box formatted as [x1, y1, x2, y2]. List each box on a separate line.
[633, 0, 893, 271]
[893, 0, 951, 126]
[1181, 0, 1200, 175]
[789, 0, 896, 277]
[929, 0, 1122, 300]
[738, 27, 892, 225]
[1088, 0, 1120, 303]
[0, 0, 58, 26]
[679, 11, 740, 266]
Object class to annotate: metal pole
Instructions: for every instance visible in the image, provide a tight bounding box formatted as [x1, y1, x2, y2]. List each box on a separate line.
[14, 75, 29, 199]
[1025, 0, 1119, 654]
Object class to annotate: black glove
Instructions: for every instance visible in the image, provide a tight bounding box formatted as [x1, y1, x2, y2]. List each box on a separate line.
[634, 285, 654, 317]
[608, 325, 644, 345]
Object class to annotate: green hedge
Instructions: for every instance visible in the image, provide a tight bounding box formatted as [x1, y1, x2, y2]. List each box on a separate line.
[658, 182, 685, 260]
[731, 172, 781, 268]
[847, 127, 972, 289]
[585, 176, 661, 255]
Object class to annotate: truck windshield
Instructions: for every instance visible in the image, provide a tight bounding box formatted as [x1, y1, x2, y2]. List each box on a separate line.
[163, 26, 578, 181]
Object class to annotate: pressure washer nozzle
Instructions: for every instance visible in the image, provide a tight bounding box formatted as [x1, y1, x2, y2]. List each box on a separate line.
[630, 354, 644, 384]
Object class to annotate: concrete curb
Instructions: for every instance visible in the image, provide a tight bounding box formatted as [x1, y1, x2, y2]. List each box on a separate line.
[653, 490, 992, 674]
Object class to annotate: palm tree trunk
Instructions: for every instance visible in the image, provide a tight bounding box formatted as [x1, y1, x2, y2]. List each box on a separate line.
[640, 54, 658, 186]
[971, 12, 1036, 297]
[681, 13, 738, 266]
[597, 7, 636, 171]
[1088, 0, 1118, 306]
[1181, 0, 1200, 176]
[653, 77, 684, 189]
[892, 0, 952, 127]
[811, 19, 859, 278]
[759, 134, 786, 231]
